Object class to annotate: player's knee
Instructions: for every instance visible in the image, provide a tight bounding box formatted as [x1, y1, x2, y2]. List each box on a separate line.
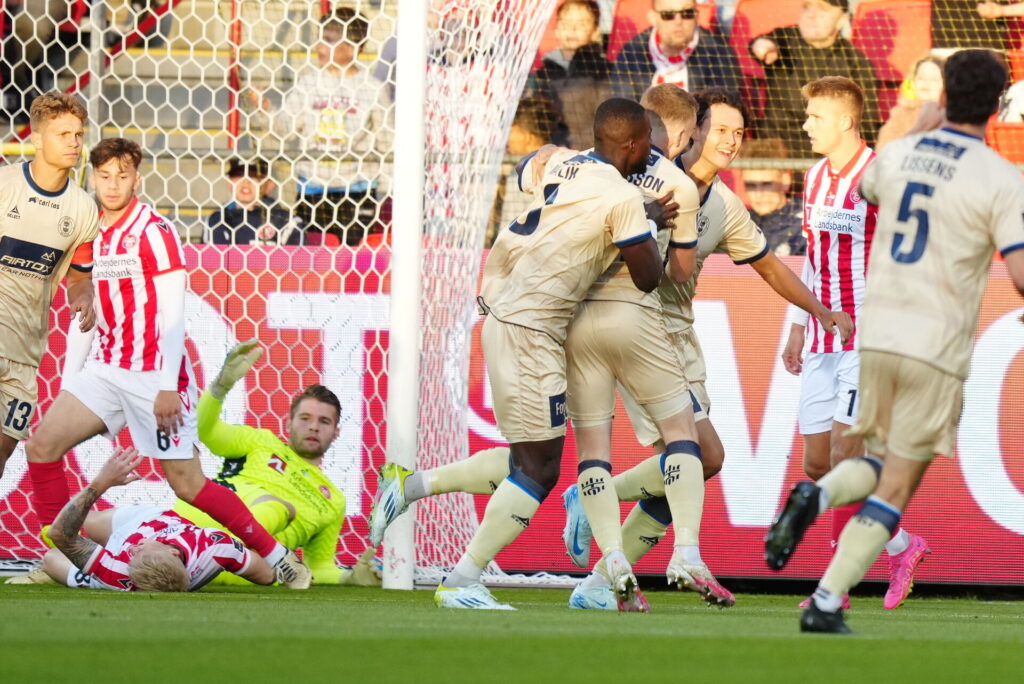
[24, 431, 61, 463]
[700, 442, 724, 480]
[166, 472, 205, 502]
[803, 460, 830, 481]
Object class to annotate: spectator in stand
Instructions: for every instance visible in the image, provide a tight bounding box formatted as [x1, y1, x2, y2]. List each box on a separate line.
[932, 2, 1024, 49]
[488, 96, 562, 246]
[876, 56, 945, 151]
[611, 0, 740, 102]
[204, 158, 302, 246]
[750, 0, 881, 150]
[738, 138, 805, 256]
[532, 0, 611, 149]
[249, 8, 392, 246]
[1000, 79, 1024, 121]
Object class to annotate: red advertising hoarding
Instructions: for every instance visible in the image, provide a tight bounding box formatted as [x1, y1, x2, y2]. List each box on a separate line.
[1, 246, 1021, 584]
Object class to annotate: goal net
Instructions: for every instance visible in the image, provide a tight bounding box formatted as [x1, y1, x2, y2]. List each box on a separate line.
[0, 0, 557, 585]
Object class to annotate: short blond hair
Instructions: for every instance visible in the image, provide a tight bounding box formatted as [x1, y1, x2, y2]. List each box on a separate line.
[641, 84, 698, 128]
[129, 553, 189, 592]
[801, 76, 864, 129]
[29, 91, 88, 129]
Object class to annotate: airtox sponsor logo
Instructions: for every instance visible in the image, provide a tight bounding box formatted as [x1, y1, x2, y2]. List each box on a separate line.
[0, 236, 64, 276]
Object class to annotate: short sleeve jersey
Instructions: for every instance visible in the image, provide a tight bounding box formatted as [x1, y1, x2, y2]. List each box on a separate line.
[586, 146, 700, 310]
[83, 511, 251, 591]
[858, 127, 1024, 379]
[660, 175, 769, 333]
[0, 163, 99, 366]
[481, 151, 651, 343]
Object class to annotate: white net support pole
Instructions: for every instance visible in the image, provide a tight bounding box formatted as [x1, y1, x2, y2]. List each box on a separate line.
[382, 0, 428, 591]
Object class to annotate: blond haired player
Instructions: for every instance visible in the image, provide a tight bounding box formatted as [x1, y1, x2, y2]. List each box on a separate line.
[766, 49, 1024, 634]
[0, 92, 99, 479]
[373, 98, 667, 610]
[784, 76, 929, 611]
[40, 448, 276, 592]
[23, 139, 310, 589]
[567, 88, 853, 611]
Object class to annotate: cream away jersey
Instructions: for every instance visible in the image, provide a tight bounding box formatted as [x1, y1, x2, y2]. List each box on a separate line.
[586, 145, 700, 310]
[0, 163, 99, 366]
[858, 127, 1024, 379]
[480, 150, 652, 343]
[660, 173, 769, 333]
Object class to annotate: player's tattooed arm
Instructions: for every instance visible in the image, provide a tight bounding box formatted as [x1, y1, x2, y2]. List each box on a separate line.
[49, 448, 144, 567]
[48, 486, 102, 568]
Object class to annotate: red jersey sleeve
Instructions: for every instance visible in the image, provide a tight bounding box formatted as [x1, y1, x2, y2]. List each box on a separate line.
[139, 217, 186, 276]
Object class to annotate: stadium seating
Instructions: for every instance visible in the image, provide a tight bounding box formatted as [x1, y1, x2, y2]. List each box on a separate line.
[728, 0, 803, 82]
[851, 0, 932, 83]
[1007, 49, 1024, 83]
[607, 0, 716, 62]
[986, 121, 1024, 164]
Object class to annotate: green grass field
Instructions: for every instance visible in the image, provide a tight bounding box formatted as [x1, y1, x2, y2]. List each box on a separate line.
[1, 584, 1022, 683]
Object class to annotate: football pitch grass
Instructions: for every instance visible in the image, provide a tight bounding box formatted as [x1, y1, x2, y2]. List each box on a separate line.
[1, 584, 1022, 683]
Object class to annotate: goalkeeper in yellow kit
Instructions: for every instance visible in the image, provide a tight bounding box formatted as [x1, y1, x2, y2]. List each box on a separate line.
[174, 340, 379, 586]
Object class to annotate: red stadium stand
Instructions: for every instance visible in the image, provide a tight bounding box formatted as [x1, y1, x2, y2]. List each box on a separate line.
[986, 121, 1024, 164]
[851, 0, 932, 83]
[729, 0, 803, 81]
[607, 0, 715, 62]
[1007, 49, 1024, 83]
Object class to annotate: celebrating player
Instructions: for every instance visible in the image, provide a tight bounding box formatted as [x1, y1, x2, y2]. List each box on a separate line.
[565, 88, 853, 610]
[766, 49, 1024, 633]
[174, 340, 379, 587]
[41, 447, 275, 592]
[780, 76, 928, 611]
[0, 92, 99, 479]
[23, 138, 310, 589]
[376, 99, 666, 610]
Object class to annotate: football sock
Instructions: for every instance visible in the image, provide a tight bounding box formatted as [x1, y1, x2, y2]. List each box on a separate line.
[577, 460, 621, 556]
[661, 440, 704, 547]
[580, 569, 611, 589]
[27, 461, 70, 526]
[830, 505, 859, 550]
[885, 527, 910, 555]
[674, 544, 703, 565]
[818, 456, 882, 509]
[192, 479, 282, 560]
[414, 446, 511, 500]
[444, 467, 547, 588]
[592, 498, 670, 581]
[612, 453, 665, 501]
[816, 496, 901, 612]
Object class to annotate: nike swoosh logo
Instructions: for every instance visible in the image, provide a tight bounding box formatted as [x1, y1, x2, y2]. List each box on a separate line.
[571, 520, 585, 556]
[592, 598, 608, 608]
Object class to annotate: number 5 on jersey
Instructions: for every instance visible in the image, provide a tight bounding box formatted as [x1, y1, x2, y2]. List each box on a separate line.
[891, 182, 934, 264]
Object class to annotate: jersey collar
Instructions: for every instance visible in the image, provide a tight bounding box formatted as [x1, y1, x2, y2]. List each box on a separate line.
[828, 140, 868, 179]
[22, 162, 70, 198]
[940, 126, 983, 141]
[99, 196, 140, 232]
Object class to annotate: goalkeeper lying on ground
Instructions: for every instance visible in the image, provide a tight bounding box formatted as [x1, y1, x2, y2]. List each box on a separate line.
[173, 340, 379, 586]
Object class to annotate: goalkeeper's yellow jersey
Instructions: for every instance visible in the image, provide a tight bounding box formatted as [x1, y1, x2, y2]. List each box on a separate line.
[174, 392, 346, 580]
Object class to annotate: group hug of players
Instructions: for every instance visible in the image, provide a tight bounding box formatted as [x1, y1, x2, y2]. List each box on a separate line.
[368, 48, 1024, 633]
[0, 93, 380, 593]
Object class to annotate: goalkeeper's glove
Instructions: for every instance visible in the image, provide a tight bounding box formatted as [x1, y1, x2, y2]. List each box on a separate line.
[209, 339, 263, 400]
[338, 548, 383, 587]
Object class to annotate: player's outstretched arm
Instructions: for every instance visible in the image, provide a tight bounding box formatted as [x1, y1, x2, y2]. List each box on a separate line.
[749, 252, 854, 344]
[197, 340, 264, 457]
[49, 448, 143, 570]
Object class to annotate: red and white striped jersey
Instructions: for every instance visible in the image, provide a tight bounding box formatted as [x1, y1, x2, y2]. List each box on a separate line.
[798, 142, 878, 353]
[91, 197, 186, 372]
[83, 510, 251, 591]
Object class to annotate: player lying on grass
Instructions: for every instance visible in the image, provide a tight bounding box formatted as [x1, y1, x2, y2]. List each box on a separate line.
[41, 447, 275, 592]
[25, 138, 309, 588]
[174, 339, 380, 587]
[766, 48, 1024, 634]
